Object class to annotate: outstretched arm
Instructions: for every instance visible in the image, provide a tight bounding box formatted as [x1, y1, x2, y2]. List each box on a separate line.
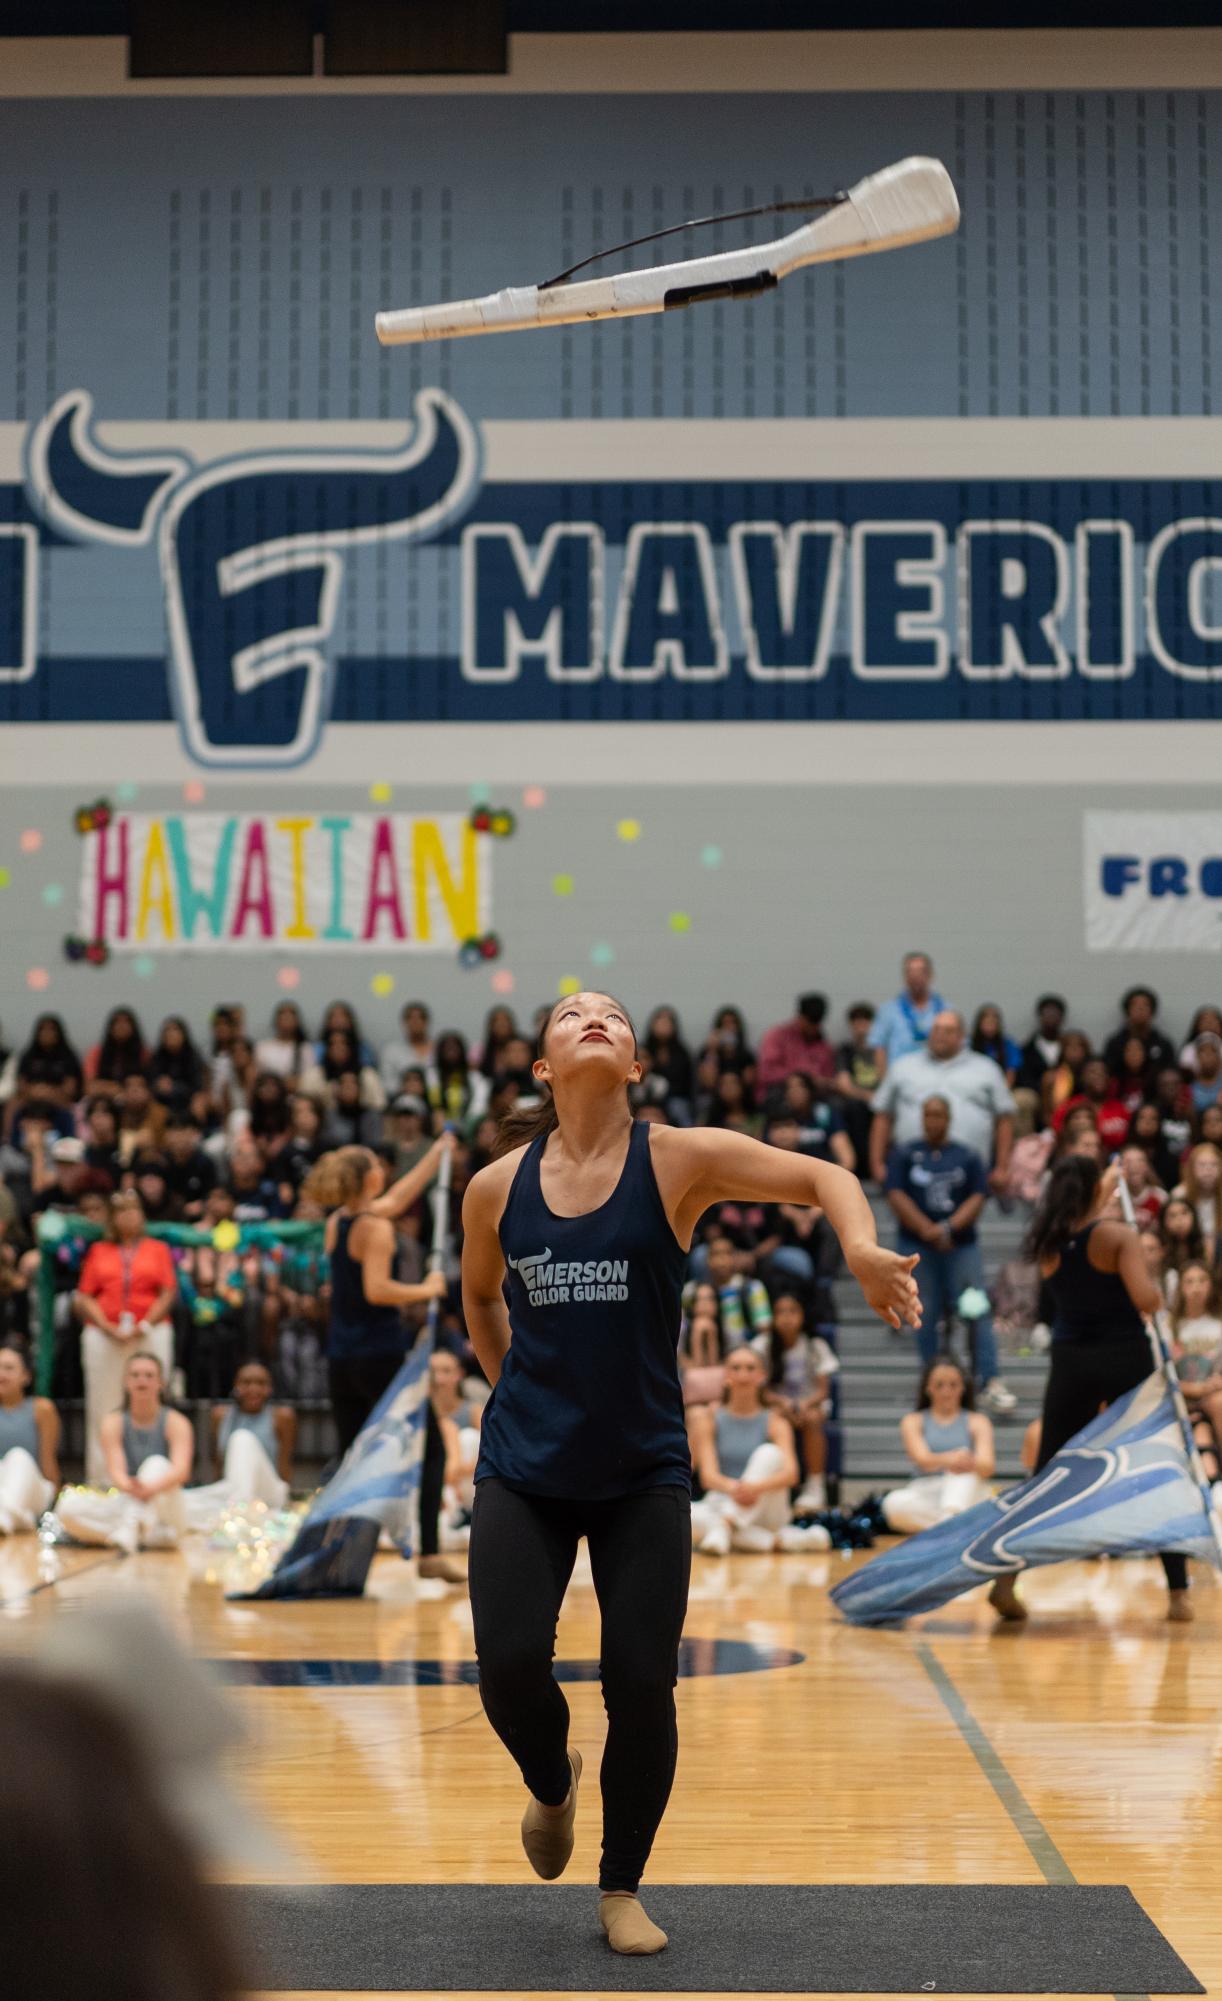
[672, 1127, 921, 1330]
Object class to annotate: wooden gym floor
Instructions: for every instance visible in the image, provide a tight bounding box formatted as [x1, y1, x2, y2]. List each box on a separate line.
[0, 1534, 1218, 2001]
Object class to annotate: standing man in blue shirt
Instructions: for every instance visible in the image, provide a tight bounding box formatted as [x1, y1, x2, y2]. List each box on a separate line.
[871, 952, 946, 1073]
[884, 1095, 1016, 1416]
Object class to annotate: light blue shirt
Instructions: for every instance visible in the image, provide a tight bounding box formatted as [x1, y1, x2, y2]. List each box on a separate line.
[871, 990, 946, 1064]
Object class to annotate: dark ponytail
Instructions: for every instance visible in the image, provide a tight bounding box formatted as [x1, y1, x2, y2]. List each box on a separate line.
[1024, 1154, 1101, 1263]
[494, 1090, 560, 1157]
[493, 992, 637, 1158]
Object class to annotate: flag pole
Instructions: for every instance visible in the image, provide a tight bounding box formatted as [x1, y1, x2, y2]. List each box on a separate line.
[1114, 1160, 1222, 1566]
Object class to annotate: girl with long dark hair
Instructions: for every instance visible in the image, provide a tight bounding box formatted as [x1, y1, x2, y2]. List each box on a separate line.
[461, 991, 918, 1956]
[16, 1013, 83, 1102]
[1004, 1153, 1191, 1622]
[85, 1007, 147, 1093]
[146, 1015, 204, 1104]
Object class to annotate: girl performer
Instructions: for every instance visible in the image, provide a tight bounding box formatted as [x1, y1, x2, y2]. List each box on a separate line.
[461, 992, 919, 1956]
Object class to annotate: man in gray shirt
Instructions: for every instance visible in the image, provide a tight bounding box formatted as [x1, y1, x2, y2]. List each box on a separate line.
[868, 1011, 1016, 1190]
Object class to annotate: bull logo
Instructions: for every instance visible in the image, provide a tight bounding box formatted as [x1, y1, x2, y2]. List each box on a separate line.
[506, 1248, 553, 1291]
[25, 387, 479, 768]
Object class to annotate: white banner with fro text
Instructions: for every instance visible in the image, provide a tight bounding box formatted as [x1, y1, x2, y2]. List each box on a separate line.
[1085, 812, 1222, 952]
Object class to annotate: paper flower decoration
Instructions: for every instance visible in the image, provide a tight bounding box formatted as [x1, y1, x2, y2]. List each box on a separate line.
[63, 935, 110, 967]
[74, 798, 113, 836]
[469, 806, 516, 838]
[458, 932, 502, 967]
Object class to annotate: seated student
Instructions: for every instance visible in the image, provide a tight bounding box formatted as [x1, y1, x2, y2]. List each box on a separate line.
[1169, 1260, 1222, 1492]
[881, 1356, 995, 1535]
[0, 1340, 59, 1532]
[688, 1346, 828, 1555]
[1159, 1194, 1206, 1307]
[682, 1230, 773, 1346]
[210, 1359, 295, 1509]
[55, 1351, 195, 1554]
[430, 1348, 482, 1544]
[758, 1289, 838, 1514]
[1117, 1144, 1166, 1228]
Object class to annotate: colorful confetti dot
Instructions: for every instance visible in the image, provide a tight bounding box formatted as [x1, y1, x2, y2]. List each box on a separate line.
[133, 954, 157, 978]
[26, 968, 49, 991]
[669, 912, 692, 934]
[183, 780, 206, 806]
[371, 972, 395, 998]
[700, 844, 723, 868]
[589, 941, 616, 967]
[552, 873, 574, 897]
[557, 975, 581, 998]
[0, 868, 10, 890]
[115, 781, 139, 805]
[369, 781, 392, 805]
[41, 883, 64, 907]
[523, 786, 547, 810]
[19, 829, 43, 855]
[491, 968, 516, 995]
[616, 819, 641, 843]
[276, 965, 302, 990]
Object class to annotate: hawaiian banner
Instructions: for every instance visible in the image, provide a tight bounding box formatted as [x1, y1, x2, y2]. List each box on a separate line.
[1084, 812, 1222, 954]
[77, 812, 490, 952]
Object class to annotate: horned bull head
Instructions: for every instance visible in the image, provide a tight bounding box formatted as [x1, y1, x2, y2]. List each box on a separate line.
[26, 388, 479, 766]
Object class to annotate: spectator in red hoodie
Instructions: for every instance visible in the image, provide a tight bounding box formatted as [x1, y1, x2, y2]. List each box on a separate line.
[1052, 1056, 1130, 1152]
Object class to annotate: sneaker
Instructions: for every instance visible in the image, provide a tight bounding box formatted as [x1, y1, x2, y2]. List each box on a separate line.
[981, 1378, 1018, 1415]
[729, 1524, 777, 1553]
[792, 1476, 826, 1514]
[417, 1553, 467, 1584]
[777, 1522, 832, 1553]
[696, 1518, 732, 1557]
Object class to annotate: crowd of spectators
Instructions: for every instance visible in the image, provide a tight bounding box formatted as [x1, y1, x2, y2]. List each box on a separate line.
[0, 958, 1220, 1546]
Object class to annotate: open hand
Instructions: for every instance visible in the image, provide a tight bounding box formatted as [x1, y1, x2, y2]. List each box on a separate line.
[847, 1243, 922, 1330]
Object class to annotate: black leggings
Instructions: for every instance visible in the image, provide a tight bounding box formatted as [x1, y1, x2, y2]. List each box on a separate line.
[467, 1477, 692, 1894]
[1037, 1338, 1188, 1594]
[327, 1350, 445, 1558]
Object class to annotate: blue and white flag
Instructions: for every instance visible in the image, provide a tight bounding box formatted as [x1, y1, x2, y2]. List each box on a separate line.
[235, 1327, 434, 1600]
[831, 1371, 1222, 1627]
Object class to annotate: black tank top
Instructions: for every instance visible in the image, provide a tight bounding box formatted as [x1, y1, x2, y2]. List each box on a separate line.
[328, 1212, 404, 1361]
[1048, 1221, 1149, 1347]
[475, 1120, 691, 1499]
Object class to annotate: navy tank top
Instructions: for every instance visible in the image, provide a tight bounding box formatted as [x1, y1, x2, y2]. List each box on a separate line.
[1049, 1222, 1149, 1347]
[328, 1212, 404, 1361]
[475, 1120, 691, 1500]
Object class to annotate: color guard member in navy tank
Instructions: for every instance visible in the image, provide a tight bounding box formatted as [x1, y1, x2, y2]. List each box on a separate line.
[461, 992, 922, 1957]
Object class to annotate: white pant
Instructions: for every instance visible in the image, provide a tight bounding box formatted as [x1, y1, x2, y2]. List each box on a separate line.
[881, 1470, 993, 1535]
[0, 1447, 53, 1532]
[222, 1427, 288, 1509]
[81, 1321, 174, 1485]
[690, 1442, 790, 1545]
[54, 1453, 193, 1550]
